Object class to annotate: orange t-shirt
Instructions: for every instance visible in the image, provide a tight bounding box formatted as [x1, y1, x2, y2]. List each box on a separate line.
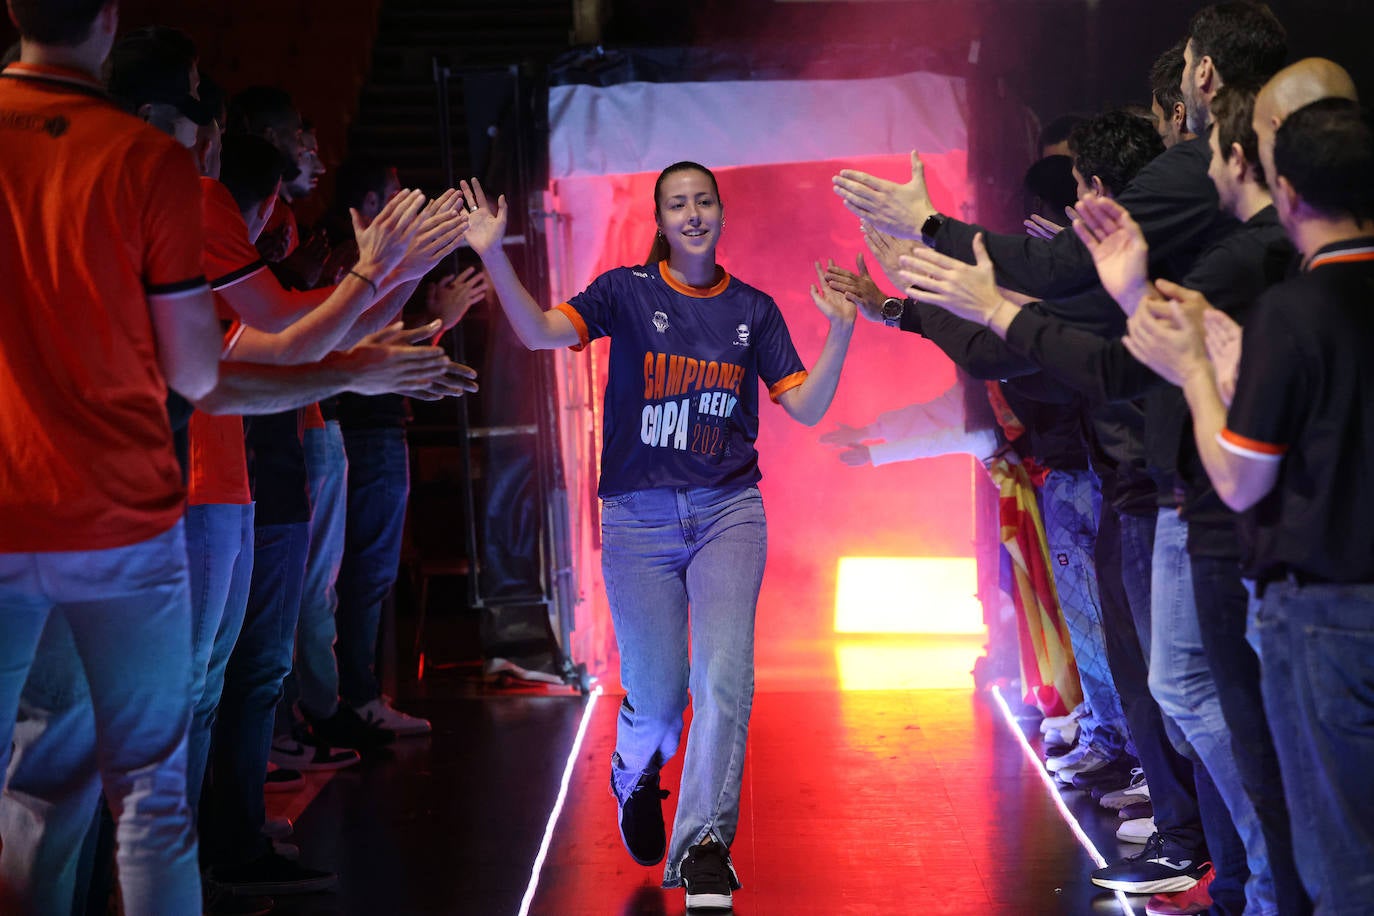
[186, 177, 269, 506]
[0, 63, 207, 552]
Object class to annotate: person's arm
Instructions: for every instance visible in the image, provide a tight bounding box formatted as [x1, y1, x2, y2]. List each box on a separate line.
[460, 178, 578, 350]
[199, 324, 478, 415]
[775, 264, 857, 426]
[150, 287, 222, 402]
[1121, 296, 1279, 510]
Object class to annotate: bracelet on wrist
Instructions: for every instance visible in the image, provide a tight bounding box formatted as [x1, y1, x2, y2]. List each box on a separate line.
[347, 268, 378, 297]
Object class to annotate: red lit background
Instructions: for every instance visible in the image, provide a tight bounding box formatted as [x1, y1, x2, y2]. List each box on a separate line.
[545, 77, 986, 688]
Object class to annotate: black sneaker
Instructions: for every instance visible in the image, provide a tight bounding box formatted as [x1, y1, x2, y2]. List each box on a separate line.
[202, 877, 274, 915]
[617, 771, 670, 866]
[1090, 833, 1209, 894]
[681, 840, 740, 911]
[307, 706, 396, 751]
[268, 737, 359, 772]
[212, 851, 337, 897]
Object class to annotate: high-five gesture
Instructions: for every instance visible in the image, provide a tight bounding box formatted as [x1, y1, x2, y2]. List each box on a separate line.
[832, 151, 938, 240]
[351, 188, 427, 280]
[1072, 194, 1151, 316]
[823, 254, 886, 323]
[809, 261, 859, 326]
[459, 178, 507, 255]
[392, 189, 470, 281]
[898, 233, 1017, 331]
[863, 222, 924, 291]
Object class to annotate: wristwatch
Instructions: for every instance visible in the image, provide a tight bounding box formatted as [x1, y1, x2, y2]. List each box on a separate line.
[880, 297, 905, 328]
[921, 211, 947, 245]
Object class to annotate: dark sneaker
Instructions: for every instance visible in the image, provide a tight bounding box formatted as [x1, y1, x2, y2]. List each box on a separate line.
[308, 706, 396, 751]
[263, 764, 303, 794]
[681, 840, 740, 911]
[1091, 833, 1209, 894]
[212, 851, 337, 896]
[268, 737, 359, 772]
[203, 877, 274, 916]
[617, 771, 670, 866]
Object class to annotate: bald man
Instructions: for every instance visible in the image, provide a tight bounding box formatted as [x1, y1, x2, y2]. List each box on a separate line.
[1254, 58, 1359, 190]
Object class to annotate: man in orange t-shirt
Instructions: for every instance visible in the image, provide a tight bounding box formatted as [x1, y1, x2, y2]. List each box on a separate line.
[0, 3, 223, 913]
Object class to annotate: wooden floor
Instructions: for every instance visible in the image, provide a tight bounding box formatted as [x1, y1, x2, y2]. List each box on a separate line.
[267, 655, 1145, 916]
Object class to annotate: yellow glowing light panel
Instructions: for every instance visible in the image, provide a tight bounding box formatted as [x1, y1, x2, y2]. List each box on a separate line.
[833, 556, 984, 635]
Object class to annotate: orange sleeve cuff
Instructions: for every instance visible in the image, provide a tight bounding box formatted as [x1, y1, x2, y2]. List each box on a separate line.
[768, 370, 808, 403]
[553, 303, 590, 351]
[1218, 428, 1287, 461]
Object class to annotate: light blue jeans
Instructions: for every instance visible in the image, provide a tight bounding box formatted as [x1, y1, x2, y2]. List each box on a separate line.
[1041, 469, 1129, 756]
[602, 486, 767, 889]
[187, 501, 256, 823]
[1147, 510, 1275, 915]
[286, 421, 349, 722]
[0, 522, 200, 915]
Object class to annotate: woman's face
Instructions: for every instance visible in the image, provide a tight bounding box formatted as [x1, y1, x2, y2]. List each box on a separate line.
[655, 169, 721, 260]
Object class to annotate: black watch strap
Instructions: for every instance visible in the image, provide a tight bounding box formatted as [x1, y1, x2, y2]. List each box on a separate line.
[920, 212, 946, 244]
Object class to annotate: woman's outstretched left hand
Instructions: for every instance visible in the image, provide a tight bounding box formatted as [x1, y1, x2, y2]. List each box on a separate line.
[810, 261, 858, 326]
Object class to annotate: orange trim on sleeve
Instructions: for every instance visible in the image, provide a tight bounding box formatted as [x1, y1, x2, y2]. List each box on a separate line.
[553, 302, 590, 351]
[768, 370, 808, 403]
[1219, 428, 1287, 460]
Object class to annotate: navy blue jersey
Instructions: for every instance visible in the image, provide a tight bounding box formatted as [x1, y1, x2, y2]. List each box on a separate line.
[556, 261, 807, 496]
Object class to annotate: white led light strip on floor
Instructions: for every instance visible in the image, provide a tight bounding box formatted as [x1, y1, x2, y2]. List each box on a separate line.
[517, 684, 604, 916]
[991, 684, 1139, 916]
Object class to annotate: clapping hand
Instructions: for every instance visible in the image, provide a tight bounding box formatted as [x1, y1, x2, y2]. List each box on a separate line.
[1203, 308, 1243, 406]
[833, 151, 937, 240]
[1072, 194, 1151, 315]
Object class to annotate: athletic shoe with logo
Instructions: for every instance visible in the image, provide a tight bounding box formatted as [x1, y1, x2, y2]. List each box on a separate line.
[268, 736, 359, 772]
[308, 705, 395, 750]
[263, 762, 304, 794]
[353, 696, 431, 737]
[1091, 833, 1209, 894]
[616, 771, 670, 865]
[1040, 706, 1086, 734]
[1146, 863, 1215, 915]
[1100, 768, 1150, 809]
[681, 840, 740, 911]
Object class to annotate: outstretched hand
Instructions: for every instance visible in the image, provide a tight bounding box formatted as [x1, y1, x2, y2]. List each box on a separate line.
[351, 188, 427, 280]
[810, 261, 858, 326]
[898, 232, 1008, 326]
[863, 222, 924, 293]
[342, 321, 480, 398]
[1072, 194, 1151, 315]
[459, 178, 508, 256]
[832, 151, 936, 240]
[824, 254, 885, 322]
[393, 190, 470, 281]
[427, 266, 488, 331]
[819, 422, 869, 447]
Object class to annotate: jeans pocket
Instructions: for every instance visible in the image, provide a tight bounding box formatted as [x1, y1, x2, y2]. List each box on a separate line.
[1304, 623, 1374, 736]
[601, 492, 637, 510]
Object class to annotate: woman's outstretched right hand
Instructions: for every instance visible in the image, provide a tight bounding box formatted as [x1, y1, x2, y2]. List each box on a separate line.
[459, 178, 508, 256]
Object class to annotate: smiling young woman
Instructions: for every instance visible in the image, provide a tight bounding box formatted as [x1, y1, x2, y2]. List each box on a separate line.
[460, 161, 856, 910]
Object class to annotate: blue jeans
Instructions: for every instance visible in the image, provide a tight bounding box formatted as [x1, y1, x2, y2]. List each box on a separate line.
[186, 502, 256, 824]
[0, 522, 200, 915]
[336, 427, 409, 708]
[207, 521, 308, 865]
[1254, 580, 1374, 914]
[602, 486, 767, 888]
[1191, 556, 1309, 915]
[287, 422, 349, 722]
[1041, 469, 1128, 755]
[1149, 510, 1271, 914]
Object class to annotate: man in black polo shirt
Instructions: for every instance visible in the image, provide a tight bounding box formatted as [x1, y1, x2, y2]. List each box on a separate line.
[1124, 98, 1374, 913]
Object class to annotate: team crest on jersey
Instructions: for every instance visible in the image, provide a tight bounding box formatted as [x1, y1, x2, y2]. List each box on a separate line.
[733, 323, 751, 347]
[652, 310, 670, 334]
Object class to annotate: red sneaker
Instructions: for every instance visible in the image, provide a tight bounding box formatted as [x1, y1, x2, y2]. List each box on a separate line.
[1146, 862, 1215, 916]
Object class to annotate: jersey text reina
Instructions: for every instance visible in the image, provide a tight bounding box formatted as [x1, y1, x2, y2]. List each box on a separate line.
[640, 351, 745, 457]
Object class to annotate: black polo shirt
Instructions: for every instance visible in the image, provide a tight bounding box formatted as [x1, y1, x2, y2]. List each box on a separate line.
[1225, 238, 1374, 582]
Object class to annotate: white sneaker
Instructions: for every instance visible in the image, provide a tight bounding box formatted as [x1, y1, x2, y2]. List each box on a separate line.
[353, 696, 432, 737]
[1117, 816, 1156, 844]
[1040, 706, 1087, 735]
[1100, 768, 1151, 810]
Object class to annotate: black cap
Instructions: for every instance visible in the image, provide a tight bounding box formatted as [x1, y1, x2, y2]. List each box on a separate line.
[108, 27, 213, 126]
